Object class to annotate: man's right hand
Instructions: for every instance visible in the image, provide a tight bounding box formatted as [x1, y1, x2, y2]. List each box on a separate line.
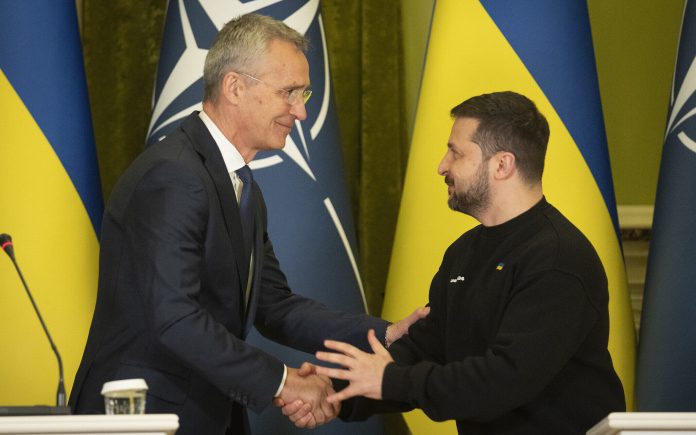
[277, 365, 339, 428]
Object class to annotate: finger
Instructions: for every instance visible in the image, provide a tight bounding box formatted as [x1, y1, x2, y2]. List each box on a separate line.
[313, 408, 327, 426]
[273, 397, 285, 407]
[281, 399, 306, 417]
[367, 329, 390, 357]
[331, 398, 341, 416]
[323, 339, 362, 357]
[412, 306, 430, 321]
[320, 395, 336, 421]
[287, 403, 311, 422]
[298, 361, 317, 377]
[316, 350, 355, 368]
[315, 365, 352, 380]
[295, 411, 316, 429]
[326, 386, 360, 403]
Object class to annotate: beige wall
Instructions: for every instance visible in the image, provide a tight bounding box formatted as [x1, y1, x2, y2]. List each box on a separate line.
[401, 0, 684, 205]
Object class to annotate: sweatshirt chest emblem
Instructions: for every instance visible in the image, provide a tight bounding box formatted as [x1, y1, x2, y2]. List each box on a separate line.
[449, 275, 466, 283]
[496, 262, 505, 271]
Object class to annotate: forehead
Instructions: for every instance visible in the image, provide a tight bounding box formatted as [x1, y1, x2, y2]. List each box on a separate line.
[448, 117, 480, 150]
[257, 39, 309, 80]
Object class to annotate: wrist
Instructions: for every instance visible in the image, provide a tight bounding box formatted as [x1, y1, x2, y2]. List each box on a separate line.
[385, 323, 395, 348]
[274, 365, 288, 398]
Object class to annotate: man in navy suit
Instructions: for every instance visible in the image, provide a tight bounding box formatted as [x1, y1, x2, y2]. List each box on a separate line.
[69, 14, 421, 435]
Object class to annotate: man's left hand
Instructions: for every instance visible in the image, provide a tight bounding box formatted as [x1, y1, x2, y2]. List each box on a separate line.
[314, 329, 394, 403]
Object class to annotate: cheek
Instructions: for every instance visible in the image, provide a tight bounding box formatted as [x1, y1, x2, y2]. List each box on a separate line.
[449, 162, 468, 182]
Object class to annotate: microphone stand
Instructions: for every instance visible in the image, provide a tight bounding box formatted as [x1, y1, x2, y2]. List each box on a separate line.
[0, 234, 70, 415]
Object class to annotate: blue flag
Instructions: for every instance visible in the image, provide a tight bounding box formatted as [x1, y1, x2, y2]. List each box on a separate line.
[0, 0, 102, 405]
[636, 0, 696, 411]
[148, 1, 383, 433]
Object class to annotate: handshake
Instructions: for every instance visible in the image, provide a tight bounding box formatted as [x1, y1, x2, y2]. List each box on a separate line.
[273, 307, 429, 429]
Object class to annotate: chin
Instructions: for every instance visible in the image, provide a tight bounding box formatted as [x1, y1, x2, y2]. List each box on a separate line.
[259, 137, 287, 151]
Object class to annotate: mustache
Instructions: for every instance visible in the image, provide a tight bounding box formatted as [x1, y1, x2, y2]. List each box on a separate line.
[444, 176, 454, 186]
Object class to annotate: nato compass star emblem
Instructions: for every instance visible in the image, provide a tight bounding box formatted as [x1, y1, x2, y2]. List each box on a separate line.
[665, 53, 696, 154]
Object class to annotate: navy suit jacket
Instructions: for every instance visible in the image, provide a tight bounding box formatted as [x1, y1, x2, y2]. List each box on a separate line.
[69, 113, 386, 435]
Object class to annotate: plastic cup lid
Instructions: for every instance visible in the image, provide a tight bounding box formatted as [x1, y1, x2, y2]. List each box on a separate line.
[101, 378, 149, 395]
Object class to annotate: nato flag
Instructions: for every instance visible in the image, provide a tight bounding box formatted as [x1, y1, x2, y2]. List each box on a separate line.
[147, 1, 384, 433]
[636, 0, 696, 411]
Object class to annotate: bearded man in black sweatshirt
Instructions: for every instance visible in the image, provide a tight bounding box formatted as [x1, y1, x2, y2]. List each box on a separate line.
[281, 91, 626, 434]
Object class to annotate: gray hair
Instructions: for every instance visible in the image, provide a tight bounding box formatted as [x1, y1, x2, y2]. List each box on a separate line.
[203, 13, 308, 102]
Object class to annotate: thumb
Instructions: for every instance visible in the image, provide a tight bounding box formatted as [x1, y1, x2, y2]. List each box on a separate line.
[411, 306, 430, 321]
[367, 329, 389, 356]
[297, 361, 317, 377]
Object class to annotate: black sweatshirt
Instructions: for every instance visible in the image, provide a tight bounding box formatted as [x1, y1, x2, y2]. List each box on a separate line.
[344, 198, 625, 434]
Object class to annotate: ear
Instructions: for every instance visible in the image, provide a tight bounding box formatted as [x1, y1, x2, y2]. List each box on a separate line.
[492, 151, 516, 180]
[220, 71, 243, 104]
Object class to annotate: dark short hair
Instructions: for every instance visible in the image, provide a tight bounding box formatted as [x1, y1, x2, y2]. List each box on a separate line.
[450, 91, 550, 183]
[203, 14, 308, 102]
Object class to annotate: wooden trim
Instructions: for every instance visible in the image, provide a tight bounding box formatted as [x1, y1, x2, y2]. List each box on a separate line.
[617, 205, 654, 230]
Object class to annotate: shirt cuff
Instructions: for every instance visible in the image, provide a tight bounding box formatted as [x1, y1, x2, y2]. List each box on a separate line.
[274, 364, 288, 397]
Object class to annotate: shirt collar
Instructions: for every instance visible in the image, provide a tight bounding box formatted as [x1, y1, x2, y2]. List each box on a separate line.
[199, 110, 246, 173]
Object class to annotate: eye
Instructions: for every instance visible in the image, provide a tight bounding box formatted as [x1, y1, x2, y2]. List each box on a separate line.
[283, 88, 312, 104]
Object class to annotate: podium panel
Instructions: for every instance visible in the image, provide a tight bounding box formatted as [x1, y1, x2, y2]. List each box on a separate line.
[0, 414, 178, 435]
[588, 412, 696, 435]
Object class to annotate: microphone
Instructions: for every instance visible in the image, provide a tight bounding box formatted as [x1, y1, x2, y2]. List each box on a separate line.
[0, 234, 68, 412]
[0, 233, 15, 260]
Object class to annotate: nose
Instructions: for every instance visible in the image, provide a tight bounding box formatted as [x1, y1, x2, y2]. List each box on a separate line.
[290, 99, 307, 121]
[437, 152, 450, 176]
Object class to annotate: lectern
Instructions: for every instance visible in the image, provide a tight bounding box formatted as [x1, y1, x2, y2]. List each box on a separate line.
[0, 414, 178, 435]
[588, 412, 696, 434]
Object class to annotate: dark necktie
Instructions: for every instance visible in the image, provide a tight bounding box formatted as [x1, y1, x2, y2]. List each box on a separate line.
[235, 165, 255, 260]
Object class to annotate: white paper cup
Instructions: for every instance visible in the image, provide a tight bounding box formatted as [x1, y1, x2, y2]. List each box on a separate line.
[101, 378, 148, 415]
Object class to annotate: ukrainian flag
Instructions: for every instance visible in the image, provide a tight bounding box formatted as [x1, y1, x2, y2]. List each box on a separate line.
[0, 2, 102, 405]
[381, 1, 636, 432]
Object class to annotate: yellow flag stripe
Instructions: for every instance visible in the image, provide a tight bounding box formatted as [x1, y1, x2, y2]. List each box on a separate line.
[0, 69, 98, 405]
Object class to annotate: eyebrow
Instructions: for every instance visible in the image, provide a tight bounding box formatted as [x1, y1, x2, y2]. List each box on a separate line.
[285, 82, 311, 91]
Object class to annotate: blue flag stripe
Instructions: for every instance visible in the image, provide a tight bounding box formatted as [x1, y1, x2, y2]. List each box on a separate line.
[0, 1, 102, 233]
[636, 0, 696, 411]
[481, 0, 620, 234]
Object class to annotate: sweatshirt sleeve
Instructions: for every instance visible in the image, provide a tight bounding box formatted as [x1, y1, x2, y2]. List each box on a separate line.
[382, 270, 597, 422]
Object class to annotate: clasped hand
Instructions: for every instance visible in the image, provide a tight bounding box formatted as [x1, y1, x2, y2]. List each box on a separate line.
[275, 365, 339, 429]
[274, 307, 429, 428]
[274, 329, 394, 427]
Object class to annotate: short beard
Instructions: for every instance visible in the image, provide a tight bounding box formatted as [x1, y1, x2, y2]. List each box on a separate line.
[447, 163, 490, 216]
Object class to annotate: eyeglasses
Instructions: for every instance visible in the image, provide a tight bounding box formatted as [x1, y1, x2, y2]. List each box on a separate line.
[237, 72, 312, 104]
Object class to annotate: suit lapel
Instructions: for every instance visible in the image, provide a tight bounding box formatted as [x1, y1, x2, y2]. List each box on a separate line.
[180, 113, 250, 293]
